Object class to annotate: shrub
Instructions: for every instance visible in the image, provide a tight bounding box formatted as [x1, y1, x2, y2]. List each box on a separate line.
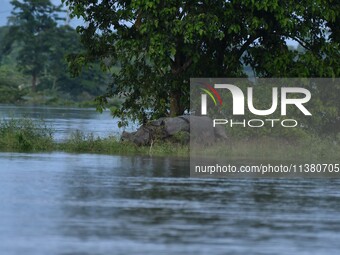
[0, 118, 54, 151]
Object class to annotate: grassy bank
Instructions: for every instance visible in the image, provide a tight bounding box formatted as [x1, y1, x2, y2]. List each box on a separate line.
[0, 118, 339, 160]
[0, 118, 54, 151]
[0, 118, 188, 156]
[192, 136, 340, 161]
[58, 130, 189, 156]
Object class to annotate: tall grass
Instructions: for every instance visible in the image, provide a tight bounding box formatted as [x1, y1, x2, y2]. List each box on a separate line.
[0, 118, 54, 151]
[0, 118, 188, 155]
[59, 130, 189, 156]
[0, 117, 338, 161]
[191, 136, 340, 161]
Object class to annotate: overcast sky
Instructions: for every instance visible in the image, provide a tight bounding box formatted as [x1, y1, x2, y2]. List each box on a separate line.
[0, 0, 15, 25]
[0, 0, 82, 27]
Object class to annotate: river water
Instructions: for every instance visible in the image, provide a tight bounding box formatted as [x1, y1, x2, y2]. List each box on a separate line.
[0, 105, 137, 141]
[1, 106, 340, 254]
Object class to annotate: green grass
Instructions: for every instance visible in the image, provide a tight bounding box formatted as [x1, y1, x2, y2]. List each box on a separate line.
[191, 136, 340, 161]
[0, 118, 54, 152]
[58, 130, 189, 156]
[0, 118, 188, 156]
[0, 118, 339, 161]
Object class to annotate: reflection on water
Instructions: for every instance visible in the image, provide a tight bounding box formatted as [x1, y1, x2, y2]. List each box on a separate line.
[1, 152, 340, 255]
[0, 105, 137, 141]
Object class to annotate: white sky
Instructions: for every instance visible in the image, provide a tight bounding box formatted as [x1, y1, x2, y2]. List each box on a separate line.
[0, 0, 82, 26]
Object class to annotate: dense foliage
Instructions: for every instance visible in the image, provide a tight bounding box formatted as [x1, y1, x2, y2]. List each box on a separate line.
[0, 0, 108, 103]
[2, 0, 64, 91]
[63, 0, 339, 126]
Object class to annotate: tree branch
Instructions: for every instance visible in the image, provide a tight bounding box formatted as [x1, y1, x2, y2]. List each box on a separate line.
[172, 57, 192, 75]
[291, 36, 312, 51]
[236, 34, 258, 60]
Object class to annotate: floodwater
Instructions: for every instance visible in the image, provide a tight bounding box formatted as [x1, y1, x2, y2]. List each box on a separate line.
[1, 106, 340, 254]
[0, 104, 137, 141]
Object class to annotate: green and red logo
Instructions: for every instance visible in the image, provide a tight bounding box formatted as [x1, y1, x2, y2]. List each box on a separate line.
[199, 82, 223, 107]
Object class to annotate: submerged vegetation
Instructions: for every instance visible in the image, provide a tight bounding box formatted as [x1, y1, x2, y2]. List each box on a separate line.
[0, 118, 54, 151]
[0, 118, 188, 156]
[0, 118, 339, 161]
[59, 130, 188, 156]
[192, 136, 340, 161]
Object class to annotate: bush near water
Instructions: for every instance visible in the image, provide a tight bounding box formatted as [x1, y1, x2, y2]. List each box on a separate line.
[0, 118, 339, 161]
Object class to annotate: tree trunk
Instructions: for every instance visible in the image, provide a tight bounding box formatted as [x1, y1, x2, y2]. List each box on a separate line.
[52, 76, 57, 90]
[169, 45, 189, 117]
[169, 90, 184, 117]
[31, 74, 37, 92]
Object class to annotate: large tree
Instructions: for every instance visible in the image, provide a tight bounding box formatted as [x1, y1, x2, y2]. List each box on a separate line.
[2, 0, 64, 92]
[63, 0, 339, 125]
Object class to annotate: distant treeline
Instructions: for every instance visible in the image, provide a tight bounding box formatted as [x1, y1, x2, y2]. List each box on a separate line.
[0, 0, 111, 105]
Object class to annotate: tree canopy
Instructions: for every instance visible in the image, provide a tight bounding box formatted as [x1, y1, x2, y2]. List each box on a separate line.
[2, 0, 65, 91]
[63, 0, 340, 125]
[0, 0, 108, 102]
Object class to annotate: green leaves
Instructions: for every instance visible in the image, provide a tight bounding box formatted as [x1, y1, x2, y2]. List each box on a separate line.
[63, 0, 340, 126]
[2, 0, 64, 91]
